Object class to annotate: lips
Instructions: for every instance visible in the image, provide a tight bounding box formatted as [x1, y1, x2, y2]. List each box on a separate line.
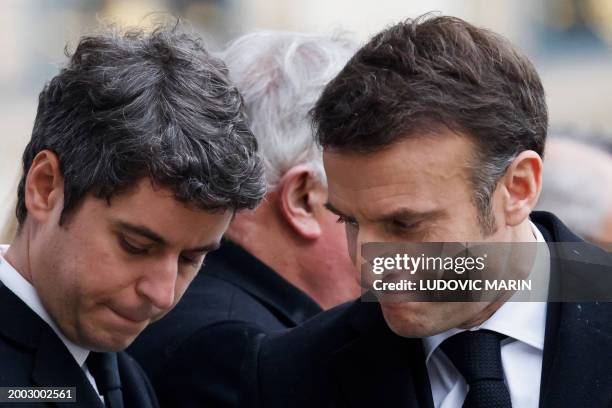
[107, 306, 152, 324]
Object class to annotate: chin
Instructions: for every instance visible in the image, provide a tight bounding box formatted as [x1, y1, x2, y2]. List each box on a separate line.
[82, 330, 139, 352]
[379, 301, 449, 338]
[77, 318, 144, 352]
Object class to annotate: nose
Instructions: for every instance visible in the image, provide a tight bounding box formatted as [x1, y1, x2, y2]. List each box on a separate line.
[135, 256, 177, 311]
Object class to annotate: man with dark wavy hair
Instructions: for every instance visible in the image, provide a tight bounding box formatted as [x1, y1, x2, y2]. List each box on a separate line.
[242, 15, 612, 408]
[128, 31, 361, 408]
[0, 25, 265, 407]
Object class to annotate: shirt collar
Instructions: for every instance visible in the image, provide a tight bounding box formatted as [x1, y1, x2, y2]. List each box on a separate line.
[0, 245, 90, 367]
[423, 222, 549, 362]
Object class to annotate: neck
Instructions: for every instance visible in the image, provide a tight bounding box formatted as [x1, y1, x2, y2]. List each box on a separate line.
[226, 208, 353, 310]
[3, 227, 33, 284]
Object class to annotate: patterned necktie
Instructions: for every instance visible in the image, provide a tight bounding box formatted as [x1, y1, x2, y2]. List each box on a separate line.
[440, 329, 512, 408]
[86, 352, 124, 408]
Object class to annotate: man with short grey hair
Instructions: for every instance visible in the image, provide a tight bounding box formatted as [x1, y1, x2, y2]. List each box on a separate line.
[129, 31, 361, 407]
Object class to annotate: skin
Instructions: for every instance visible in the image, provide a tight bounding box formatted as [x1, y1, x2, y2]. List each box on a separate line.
[226, 164, 361, 310]
[5, 150, 233, 352]
[323, 130, 542, 337]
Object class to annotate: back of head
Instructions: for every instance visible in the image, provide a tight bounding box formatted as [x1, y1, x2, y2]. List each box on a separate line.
[16, 24, 266, 227]
[219, 31, 357, 189]
[217, 31, 362, 309]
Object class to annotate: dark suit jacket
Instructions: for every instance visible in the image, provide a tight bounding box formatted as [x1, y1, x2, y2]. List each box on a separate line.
[0, 284, 158, 408]
[242, 212, 612, 407]
[127, 240, 322, 408]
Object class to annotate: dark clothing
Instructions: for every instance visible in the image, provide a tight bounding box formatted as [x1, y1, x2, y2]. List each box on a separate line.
[128, 241, 322, 407]
[242, 212, 612, 407]
[0, 284, 158, 408]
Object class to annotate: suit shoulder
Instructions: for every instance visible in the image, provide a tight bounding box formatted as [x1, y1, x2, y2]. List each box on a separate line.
[0, 335, 36, 386]
[561, 302, 612, 337]
[127, 273, 285, 385]
[117, 351, 159, 407]
[258, 300, 364, 369]
[246, 300, 375, 407]
[156, 272, 281, 330]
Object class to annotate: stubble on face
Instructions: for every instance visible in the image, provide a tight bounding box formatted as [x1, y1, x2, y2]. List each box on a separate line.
[28, 179, 232, 351]
[323, 131, 511, 338]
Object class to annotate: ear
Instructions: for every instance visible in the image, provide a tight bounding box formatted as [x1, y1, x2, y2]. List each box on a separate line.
[501, 150, 542, 227]
[24, 150, 64, 225]
[277, 164, 323, 240]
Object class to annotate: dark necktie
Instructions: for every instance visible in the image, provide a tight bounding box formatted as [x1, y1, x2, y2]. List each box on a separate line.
[86, 352, 124, 408]
[440, 329, 512, 408]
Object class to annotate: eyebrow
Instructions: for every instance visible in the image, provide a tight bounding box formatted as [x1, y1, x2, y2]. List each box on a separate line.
[325, 202, 442, 225]
[375, 208, 444, 223]
[114, 221, 221, 253]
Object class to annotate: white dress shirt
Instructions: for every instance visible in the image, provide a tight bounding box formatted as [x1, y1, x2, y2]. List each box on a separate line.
[423, 223, 550, 408]
[0, 245, 102, 400]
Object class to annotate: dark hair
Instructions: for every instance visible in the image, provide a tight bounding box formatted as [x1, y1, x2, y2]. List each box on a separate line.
[312, 14, 548, 234]
[16, 24, 266, 226]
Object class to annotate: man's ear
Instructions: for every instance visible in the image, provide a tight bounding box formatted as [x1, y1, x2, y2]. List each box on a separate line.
[501, 150, 542, 227]
[24, 150, 64, 225]
[277, 164, 322, 240]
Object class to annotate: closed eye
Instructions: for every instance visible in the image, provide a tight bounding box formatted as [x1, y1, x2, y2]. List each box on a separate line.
[119, 236, 150, 255]
[336, 216, 359, 227]
[179, 253, 204, 268]
[393, 220, 423, 229]
[389, 218, 424, 234]
[393, 219, 416, 229]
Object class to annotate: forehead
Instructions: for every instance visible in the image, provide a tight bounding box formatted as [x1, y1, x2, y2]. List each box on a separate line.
[322, 132, 474, 216]
[76, 179, 232, 247]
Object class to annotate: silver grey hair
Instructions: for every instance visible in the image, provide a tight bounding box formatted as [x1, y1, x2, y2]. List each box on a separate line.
[218, 31, 357, 190]
[537, 140, 612, 239]
[467, 152, 517, 235]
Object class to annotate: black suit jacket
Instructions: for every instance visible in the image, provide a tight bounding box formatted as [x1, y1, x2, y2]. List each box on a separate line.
[0, 284, 158, 408]
[243, 212, 612, 407]
[128, 240, 322, 408]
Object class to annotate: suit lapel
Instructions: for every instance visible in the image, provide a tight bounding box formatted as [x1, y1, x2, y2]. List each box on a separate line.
[31, 328, 103, 408]
[0, 284, 44, 348]
[117, 353, 157, 408]
[0, 285, 102, 408]
[331, 302, 434, 408]
[539, 302, 612, 408]
[535, 212, 612, 407]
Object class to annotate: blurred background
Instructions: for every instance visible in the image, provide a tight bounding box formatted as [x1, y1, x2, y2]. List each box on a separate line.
[1, 0, 612, 244]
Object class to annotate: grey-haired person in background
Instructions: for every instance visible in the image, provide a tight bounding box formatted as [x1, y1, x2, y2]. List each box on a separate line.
[0, 24, 265, 407]
[129, 31, 361, 407]
[537, 134, 612, 248]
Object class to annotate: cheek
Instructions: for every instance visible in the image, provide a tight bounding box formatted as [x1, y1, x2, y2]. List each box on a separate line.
[381, 302, 470, 337]
[72, 239, 136, 305]
[433, 207, 485, 241]
[380, 304, 432, 337]
[78, 245, 118, 286]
